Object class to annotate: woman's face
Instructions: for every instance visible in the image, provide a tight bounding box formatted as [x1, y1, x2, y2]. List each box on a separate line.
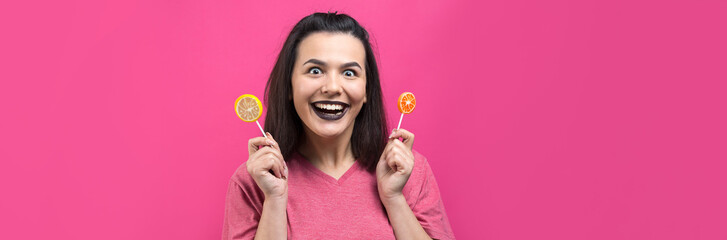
[291, 32, 367, 140]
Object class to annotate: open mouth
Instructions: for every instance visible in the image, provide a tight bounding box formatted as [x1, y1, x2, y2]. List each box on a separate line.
[311, 101, 350, 121]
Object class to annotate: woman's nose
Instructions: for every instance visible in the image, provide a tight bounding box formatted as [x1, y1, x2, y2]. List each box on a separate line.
[321, 74, 343, 95]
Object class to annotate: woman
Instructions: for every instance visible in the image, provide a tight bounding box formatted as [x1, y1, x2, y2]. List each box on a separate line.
[223, 12, 454, 240]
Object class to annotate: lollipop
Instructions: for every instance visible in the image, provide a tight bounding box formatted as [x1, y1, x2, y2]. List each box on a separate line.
[396, 92, 416, 129]
[235, 94, 266, 137]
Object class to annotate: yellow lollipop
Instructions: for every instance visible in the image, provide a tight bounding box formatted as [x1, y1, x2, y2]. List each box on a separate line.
[235, 94, 266, 136]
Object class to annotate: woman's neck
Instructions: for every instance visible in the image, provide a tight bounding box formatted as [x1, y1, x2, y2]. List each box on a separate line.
[298, 125, 356, 169]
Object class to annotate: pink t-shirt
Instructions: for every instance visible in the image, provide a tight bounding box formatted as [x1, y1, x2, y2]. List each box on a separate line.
[222, 150, 455, 239]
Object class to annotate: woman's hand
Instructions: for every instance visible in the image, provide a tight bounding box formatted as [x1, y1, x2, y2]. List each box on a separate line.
[246, 132, 288, 199]
[376, 128, 415, 204]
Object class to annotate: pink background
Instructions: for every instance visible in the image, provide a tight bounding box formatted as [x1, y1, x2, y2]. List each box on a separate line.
[2, 0, 726, 239]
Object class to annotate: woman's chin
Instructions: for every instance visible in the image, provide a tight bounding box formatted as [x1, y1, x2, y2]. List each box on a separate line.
[307, 123, 350, 139]
[312, 129, 345, 139]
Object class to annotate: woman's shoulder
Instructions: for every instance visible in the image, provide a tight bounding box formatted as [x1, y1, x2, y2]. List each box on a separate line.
[225, 161, 266, 215]
[229, 161, 259, 190]
[411, 149, 433, 177]
[406, 150, 455, 240]
[403, 149, 436, 196]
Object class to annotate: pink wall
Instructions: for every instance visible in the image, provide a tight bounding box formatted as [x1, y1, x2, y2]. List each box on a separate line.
[2, 0, 726, 239]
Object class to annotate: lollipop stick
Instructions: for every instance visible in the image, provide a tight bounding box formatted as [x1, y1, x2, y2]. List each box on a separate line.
[255, 120, 266, 137]
[396, 113, 404, 130]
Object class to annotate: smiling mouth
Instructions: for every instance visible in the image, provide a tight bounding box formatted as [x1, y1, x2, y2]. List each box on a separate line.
[311, 101, 350, 121]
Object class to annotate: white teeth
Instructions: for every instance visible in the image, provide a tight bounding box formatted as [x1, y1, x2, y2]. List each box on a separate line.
[314, 103, 344, 110]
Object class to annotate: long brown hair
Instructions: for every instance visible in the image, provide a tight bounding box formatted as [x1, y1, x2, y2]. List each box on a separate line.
[263, 12, 388, 172]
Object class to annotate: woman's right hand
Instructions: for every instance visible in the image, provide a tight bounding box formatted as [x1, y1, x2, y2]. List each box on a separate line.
[246, 132, 288, 199]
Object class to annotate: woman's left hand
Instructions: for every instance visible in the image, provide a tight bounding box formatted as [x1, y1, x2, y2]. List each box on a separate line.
[376, 128, 415, 204]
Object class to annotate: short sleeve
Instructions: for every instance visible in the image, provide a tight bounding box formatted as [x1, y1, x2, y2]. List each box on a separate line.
[222, 163, 266, 240]
[408, 151, 456, 240]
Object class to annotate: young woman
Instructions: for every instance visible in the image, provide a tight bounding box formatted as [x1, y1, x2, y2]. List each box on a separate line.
[223, 12, 454, 240]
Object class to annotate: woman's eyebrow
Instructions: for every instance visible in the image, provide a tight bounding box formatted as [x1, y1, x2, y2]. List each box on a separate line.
[303, 58, 362, 69]
[303, 58, 326, 66]
[341, 62, 362, 70]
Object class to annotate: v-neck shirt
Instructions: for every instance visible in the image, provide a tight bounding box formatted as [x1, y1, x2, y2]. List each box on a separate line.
[296, 153, 360, 185]
[222, 150, 455, 239]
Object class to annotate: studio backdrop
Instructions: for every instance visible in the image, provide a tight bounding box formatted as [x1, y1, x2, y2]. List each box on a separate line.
[2, 0, 726, 239]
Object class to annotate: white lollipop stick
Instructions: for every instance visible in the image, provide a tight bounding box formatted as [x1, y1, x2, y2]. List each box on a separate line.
[255, 120, 266, 137]
[396, 113, 404, 130]
[256, 121, 274, 149]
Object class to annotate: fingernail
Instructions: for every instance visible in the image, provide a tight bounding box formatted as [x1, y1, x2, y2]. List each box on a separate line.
[266, 140, 273, 145]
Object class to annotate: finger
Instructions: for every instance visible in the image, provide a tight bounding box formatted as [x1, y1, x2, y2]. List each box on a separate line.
[267, 155, 282, 179]
[266, 148, 287, 179]
[388, 128, 414, 150]
[263, 133, 288, 173]
[394, 146, 414, 170]
[275, 159, 284, 179]
[261, 151, 286, 179]
[251, 146, 282, 165]
[379, 139, 397, 164]
[386, 149, 404, 173]
[389, 155, 406, 174]
[248, 136, 273, 156]
[398, 151, 414, 173]
[257, 145, 285, 165]
[249, 152, 276, 177]
[391, 139, 414, 159]
[272, 153, 287, 179]
[275, 156, 288, 179]
[265, 132, 281, 152]
[393, 150, 414, 174]
[261, 134, 287, 175]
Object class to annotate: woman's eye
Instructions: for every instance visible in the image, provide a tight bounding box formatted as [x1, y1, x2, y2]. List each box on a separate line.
[343, 70, 356, 77]
[308, 67, 322, 75]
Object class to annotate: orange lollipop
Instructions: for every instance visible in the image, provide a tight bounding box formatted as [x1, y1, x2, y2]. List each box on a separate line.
[396, 92, 416, 129]
[235, 94, 266, 137]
